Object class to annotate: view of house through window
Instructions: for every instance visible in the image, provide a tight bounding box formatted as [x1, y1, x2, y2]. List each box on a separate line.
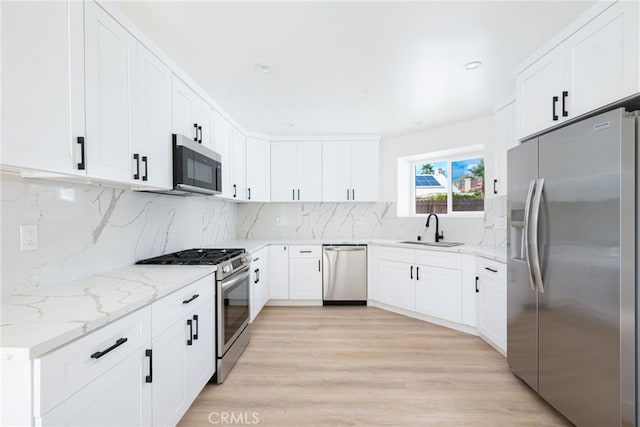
[414, 156, 484, 215]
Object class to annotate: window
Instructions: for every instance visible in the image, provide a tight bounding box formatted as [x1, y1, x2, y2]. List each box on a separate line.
[397, 145, 484, 217]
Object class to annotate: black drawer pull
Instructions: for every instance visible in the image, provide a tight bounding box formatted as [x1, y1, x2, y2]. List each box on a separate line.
[182, 294, 199, 304]
[193, 315, 199, 340]
[410, 265, 413, 280]
[475, 276, 479, 293]
[493, 179, 497, 195]
[485, 267, 498, 273]
[187, 319, 193, 346]
[145, 349, 153, 383]
[91, 337, 128, 359]
[300, 250, 312, 254]
[416, 266, 419, 281]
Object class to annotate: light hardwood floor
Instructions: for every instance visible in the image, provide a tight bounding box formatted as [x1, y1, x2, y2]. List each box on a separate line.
[179, 306, 570, 426]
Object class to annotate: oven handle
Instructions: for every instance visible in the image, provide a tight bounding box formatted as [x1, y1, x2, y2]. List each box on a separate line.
[220, 268, 250, 291]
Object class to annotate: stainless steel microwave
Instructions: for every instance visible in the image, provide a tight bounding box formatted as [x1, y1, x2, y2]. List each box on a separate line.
[172, 134, 222, 196]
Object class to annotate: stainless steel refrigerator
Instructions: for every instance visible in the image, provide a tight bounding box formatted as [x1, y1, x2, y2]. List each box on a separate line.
[507, 107, 636, 426]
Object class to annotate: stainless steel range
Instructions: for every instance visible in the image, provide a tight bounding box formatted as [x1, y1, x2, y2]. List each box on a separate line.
[136, 248, 251, 384]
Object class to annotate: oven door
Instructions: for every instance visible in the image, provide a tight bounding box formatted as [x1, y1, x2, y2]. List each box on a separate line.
[217, 267, 250, 356]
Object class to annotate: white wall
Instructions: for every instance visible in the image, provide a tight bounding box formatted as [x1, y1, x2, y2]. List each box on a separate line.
[0, 172, 237, 297]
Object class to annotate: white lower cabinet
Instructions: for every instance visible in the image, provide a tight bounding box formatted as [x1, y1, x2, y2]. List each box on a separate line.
[476, 257, 507, 354]
[289, 246, 322, 300]
[269, 245, 290, 300]
[250, 248, 270, 322]
[377, 258, 415, 311]
[415, 265, 462, 324]
[29, 275, 215, 427]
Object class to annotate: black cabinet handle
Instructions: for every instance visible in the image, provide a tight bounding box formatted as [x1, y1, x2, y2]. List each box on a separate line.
[145, 349, 153, 383]
[318, 260, 321, 272]
[233, 184, 237, 198]
[493, 179, 497, 195]
[300, 250, 312, 253]
[410, 265, 414, 280]
[292, 189, 295, 201]
[133, 153, 140, 180]
[193, 314, 199, 340]
[297, 189, 300, 200]
[485, 267, 498, 273]
[562, 91, 568, 117]
[193, 123, 198, 142]
[257, 268, 260, 283]
[416, 266, 419, 281]
[552, 96, 559, 121]
[198, 125, 203, 144]
[352, 189, 355, 200]
[248, 188, 251, 200]
[91, 337, 128, 359]
[77, 136, 86, 170]
[254, 268, 259, 284]
[142, 156, 148, 181]
[347, 189, 350, 200]
[475, 276, 479, 293]
[187, 319, 193, 346]
[182, 294, 199, 304]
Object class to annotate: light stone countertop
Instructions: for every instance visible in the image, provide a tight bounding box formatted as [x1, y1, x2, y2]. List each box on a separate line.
[217, 238, 507, 263]
[1, 265, 216, 360]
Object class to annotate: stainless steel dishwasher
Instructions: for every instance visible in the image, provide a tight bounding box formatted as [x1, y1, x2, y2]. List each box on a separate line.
[322, 244, 367, 305]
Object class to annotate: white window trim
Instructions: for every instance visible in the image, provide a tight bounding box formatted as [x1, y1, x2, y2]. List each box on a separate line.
[400, 144, 485, 218]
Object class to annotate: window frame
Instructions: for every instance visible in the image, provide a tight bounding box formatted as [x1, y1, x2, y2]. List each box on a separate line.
[410, 147, 485, 218]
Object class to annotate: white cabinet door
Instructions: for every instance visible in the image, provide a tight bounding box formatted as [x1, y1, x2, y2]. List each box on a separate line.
[231, 127, 247, 200]
[172, 77, 196, 140]
[270, 142, 298, 202]
[151, 320, 188, 427]
[38, 347, 152, 426]
[214, 111, 234, 198]
[377, 259, 415, 312]
[250, 249, 266, 322]
[322, 142, 351, 202]
[84, 1, 137, 183]
[296, 142, 322, 202]
[289, 257, 322, 300]
[415, 265, 462, 323]
[350, 141, 379, 202]
[258, 249, 270, 310]
[477, 275, 507, 353]
[136, 44, 172, 190]
[185, 299, 215, 401]
[1, 0, 85, 175]
[563, 0, 639, 120]
[246, 137, 270, 202]
[491, 101, 515, 197]
[192, 100, 214, 150]
[515, 46, 563, 140]
[269, 245, 290, 299]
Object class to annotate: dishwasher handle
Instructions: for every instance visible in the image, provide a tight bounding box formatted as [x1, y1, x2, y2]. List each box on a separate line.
[323, 246, 366, 252]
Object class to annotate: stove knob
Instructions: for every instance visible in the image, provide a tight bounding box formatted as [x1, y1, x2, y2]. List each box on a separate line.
[222, 266, 231, 273]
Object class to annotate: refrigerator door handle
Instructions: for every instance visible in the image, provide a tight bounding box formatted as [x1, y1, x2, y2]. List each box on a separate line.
[523, 179, 537, 291]
[530, 178, 545, 293]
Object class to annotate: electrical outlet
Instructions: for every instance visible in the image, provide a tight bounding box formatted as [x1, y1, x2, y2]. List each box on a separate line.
[20, 225, 38, 251]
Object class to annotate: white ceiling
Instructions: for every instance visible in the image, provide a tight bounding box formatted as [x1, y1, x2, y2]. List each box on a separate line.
[115, 1, 593, 137]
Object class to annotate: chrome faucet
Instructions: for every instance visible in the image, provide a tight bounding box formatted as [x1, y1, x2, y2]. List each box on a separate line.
[426, 213, 444, 242]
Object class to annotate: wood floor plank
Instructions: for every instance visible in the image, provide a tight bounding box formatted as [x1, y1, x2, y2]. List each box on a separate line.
[179, 306, 571, 427]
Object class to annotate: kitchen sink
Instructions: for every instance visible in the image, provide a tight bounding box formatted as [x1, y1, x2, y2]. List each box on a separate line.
[398, 241, 464, 247]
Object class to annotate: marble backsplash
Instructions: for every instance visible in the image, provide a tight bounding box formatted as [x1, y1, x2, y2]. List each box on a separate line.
[237, 197, 507, 246]
[1, 172, 237, 297]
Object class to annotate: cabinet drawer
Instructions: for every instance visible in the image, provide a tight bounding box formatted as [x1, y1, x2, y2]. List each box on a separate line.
[289, 245, 321, 258]
[477, 257, 506, 284]
[34, 306, 152, 416]
[151, 274, 214, 337]
[375, 246, 414, 263]
[415, 250, 461, 270]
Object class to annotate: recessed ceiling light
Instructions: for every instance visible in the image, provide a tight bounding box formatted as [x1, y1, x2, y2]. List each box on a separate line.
[255, 63, 272, 73]
[464, 61, 482, 70]
[284, 122, 295, 128]
[414, 121, 423, 126]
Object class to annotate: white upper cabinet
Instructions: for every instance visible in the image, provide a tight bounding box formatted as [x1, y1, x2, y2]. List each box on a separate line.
[84, 1, 138, 184]
[136, 44, 172, 189]
[213, 111, 234, 198]
[246, 137, 271, 202]
[271, 142, 322, 202]
[172, 76, 214, 150]
[322, 140, 379, 202]
[490, 101, 515, 197]
[231, 127, 247, 200]
[516, 1, 639, 140]
[1, 0, 85, 176]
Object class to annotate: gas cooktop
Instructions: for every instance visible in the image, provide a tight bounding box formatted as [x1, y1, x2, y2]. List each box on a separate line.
[136, 248, 245, 265]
